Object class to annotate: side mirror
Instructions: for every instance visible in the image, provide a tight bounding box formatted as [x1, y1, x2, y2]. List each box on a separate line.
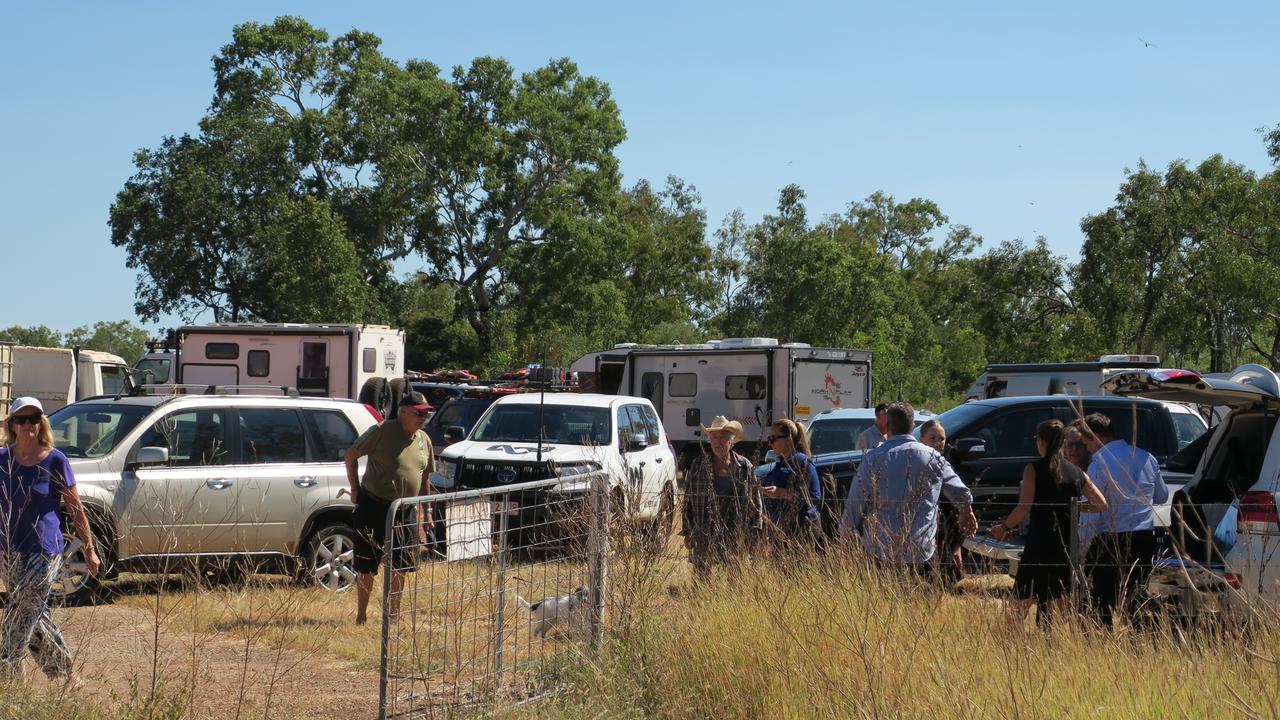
[135, 446, 170, 467]
[953, 438, 987, 461]
[444, 426, 467, 444]
[627, 433, 648, 451]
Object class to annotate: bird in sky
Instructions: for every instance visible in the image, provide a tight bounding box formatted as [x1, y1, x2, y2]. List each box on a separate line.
[1140, 37, 1157, 48]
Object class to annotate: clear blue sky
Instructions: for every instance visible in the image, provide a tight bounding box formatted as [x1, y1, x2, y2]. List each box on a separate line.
[4, 1, 1278, 338]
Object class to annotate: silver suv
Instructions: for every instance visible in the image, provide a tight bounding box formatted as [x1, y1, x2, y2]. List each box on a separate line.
[44, 389, 378, 602]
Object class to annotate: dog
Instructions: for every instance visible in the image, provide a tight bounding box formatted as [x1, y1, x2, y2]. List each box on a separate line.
[515, 586, 591, 638]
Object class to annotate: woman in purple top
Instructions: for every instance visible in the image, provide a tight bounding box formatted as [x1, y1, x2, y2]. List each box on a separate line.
[1, 397, 99, 687]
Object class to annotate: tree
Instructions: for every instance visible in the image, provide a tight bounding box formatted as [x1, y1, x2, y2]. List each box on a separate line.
[0, 325, 63, 347]
[64, 320, 151, 361]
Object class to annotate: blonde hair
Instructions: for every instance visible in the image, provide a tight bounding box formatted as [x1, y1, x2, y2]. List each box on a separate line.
[772, 418, 812, 456]
[3, 413, 54, 450]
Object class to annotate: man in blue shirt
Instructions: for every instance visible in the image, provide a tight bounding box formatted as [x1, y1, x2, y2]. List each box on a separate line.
[841, 402, 977, 573]
[1077, 413, 1168, 628]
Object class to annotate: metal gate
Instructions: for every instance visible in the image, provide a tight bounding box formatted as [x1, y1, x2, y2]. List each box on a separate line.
[377, 476, 609, 719]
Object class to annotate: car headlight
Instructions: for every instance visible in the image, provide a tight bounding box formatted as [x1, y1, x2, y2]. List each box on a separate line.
[556, 461, 601, 478]
[434, 458, 458, 488]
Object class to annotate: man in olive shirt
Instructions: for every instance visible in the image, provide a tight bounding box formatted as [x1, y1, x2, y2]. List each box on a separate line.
[345, 391, 435, 625]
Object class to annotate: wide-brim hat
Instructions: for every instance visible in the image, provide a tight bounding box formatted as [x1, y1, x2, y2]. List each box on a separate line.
[701, 415, 743, 442]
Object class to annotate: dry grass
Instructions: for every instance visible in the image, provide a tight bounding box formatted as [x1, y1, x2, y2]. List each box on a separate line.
[525, 554, 1280, 720]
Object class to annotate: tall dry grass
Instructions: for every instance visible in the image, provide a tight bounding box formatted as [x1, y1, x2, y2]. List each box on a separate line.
[530, 552, 1280, 720]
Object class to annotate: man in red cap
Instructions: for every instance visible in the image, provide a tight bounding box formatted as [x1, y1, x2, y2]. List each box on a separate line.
[344, 391, 435, 624]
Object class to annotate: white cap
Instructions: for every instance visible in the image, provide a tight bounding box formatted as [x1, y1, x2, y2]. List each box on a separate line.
[8, 396, 44, 416]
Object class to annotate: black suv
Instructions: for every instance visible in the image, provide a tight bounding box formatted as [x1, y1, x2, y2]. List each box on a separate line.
[814, 395, 1206, 528]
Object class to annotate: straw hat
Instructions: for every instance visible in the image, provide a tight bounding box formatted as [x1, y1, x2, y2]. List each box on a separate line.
[701, 415, 743, 442]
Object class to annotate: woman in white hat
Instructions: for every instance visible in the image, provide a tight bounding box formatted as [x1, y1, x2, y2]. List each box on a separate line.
[1, 397, 98, 687]
[680, 416, 761, 578]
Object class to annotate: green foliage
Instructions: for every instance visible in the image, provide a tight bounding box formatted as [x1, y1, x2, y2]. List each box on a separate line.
[65, 320, 151, 361]
[0, 324, 63, 347]
[2, 321, 149, 360]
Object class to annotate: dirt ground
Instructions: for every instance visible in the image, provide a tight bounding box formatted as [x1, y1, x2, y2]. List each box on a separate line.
[31, 599, 383, 720]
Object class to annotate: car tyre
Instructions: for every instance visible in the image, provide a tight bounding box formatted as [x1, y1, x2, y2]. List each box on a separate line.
[359, 377, 391, 417]
[303, 522, 359, 593]
[52, 522, 111, 606]
[388, 378, 406, 417]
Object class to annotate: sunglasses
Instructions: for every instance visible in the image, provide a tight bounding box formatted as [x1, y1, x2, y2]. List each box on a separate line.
[767, 433, 788, 443]
[10, 415, 42, 426]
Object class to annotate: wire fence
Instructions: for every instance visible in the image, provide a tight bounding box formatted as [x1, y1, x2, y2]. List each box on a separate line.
[377, 476, 611, 719]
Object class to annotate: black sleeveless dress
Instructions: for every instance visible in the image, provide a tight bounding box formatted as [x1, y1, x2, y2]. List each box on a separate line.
[1014, 458, 1084, 605]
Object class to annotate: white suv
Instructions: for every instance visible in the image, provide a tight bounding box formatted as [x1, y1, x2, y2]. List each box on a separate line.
[44, 390, 379, 602]
[436, 393, 677, 537]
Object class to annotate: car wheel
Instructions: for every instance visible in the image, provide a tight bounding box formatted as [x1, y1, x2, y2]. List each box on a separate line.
[304, 522, 358, 592]
[52, 525, 110, 605]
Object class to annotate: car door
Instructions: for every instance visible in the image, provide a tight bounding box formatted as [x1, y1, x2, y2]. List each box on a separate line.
[625, 403, 664, 516]
[615, 405, 646, 514]
[122, 407, 238, 555]
[234, 407, 321, 552]
[947, 405, 1055, 523]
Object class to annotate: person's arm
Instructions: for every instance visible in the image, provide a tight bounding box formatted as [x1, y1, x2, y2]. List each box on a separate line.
[343, 425, 379, 504]
[937, 454, 978, 537]
[991, 463, 1035, 541]
[57, 463, 100, 577]
[804, 459, 821, 522]
[840, 461, 870, 537]
[1149, 456, 1169, 505]
[1079, 473, 1109, 513]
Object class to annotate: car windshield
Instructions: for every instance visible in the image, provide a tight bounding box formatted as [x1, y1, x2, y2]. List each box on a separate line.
[472, 405, 611, 446]
[133, 358, 172, 385]
[926, 402, 997, 438]
[808, 418, 874, 455]
[46, 403, 153, 458]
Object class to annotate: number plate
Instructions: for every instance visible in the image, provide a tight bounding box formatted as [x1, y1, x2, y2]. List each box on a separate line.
[490, 500, 521, 515]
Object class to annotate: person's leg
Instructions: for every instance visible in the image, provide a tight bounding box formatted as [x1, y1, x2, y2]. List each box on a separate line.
[1086, 534, 1121, 628]
[356, 572, 375, 625]
[1, 553, 69, 682]
[1120, 530, 1158, 627]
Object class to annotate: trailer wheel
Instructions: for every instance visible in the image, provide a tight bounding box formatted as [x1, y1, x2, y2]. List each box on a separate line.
[388, 378, 406, 416]
[358, 377, 390, 416]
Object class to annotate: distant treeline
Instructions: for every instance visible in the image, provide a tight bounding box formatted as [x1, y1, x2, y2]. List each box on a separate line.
[101, 17, 1280, 408]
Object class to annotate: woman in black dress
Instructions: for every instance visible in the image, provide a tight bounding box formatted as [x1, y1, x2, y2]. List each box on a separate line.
[990, 419, 1108, 623]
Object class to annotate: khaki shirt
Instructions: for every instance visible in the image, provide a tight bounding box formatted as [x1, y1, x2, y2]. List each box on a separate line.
[354, 419, 434, 503]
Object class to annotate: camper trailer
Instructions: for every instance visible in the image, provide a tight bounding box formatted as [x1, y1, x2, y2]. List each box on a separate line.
[173, 324, 406, 414]
[570, 338, 872, 466]
[964, 354, 1162, 401]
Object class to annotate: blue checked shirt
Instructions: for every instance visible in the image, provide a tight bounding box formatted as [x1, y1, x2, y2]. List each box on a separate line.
[841, 435, 973, 563]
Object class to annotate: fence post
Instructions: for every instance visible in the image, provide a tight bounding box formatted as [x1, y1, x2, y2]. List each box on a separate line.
[492, 492, 511, 689]
[377, 498, 401, 720]
[588, 473, 610, 647]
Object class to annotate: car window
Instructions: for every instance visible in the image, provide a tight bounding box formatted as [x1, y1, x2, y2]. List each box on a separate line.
[640, 404, 662, 445]
[1170, 410, 1208, 450]
[471, 405, 611, 446]
[966, 407, 1054, 457]
[433, 401, 465, 428]
[616, 407, 636, 450]
[47, 403, 153, 459]
[238, 408, 308, 464]
[808, 418, 874, 455]
[625, 405, 651, 445]
[303, 409, 357, 462]
[1084, 404, 1159, 454]
[137, 409, 231, 466]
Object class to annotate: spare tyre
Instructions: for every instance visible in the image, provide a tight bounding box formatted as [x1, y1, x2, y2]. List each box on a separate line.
[388, 378, 407, 416]
[358, 377, 391, 417]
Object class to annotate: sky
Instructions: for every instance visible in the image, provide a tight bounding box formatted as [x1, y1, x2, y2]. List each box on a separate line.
[3, 1, 1278, 340]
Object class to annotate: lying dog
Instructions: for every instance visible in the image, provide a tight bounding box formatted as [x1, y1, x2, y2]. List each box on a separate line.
[515, 586, 590, 638]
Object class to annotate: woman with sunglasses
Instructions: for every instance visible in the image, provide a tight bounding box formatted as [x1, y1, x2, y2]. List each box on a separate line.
[760, 419, 822, 545]
[1, 397, 98, 687]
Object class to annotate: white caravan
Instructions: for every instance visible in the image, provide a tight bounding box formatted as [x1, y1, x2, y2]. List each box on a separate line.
[570, 338, 872, 465]
[964, 354, 1163, 402]
[173, 324, 406, 414]
[0, 344, 133, 417]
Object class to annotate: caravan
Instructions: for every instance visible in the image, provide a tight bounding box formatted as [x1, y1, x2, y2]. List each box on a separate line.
[964, 355, 1163, 401]
[570, 338, 872, 466]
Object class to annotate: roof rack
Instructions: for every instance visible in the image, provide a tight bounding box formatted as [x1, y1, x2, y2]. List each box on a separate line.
[131, 384, 301, 397]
